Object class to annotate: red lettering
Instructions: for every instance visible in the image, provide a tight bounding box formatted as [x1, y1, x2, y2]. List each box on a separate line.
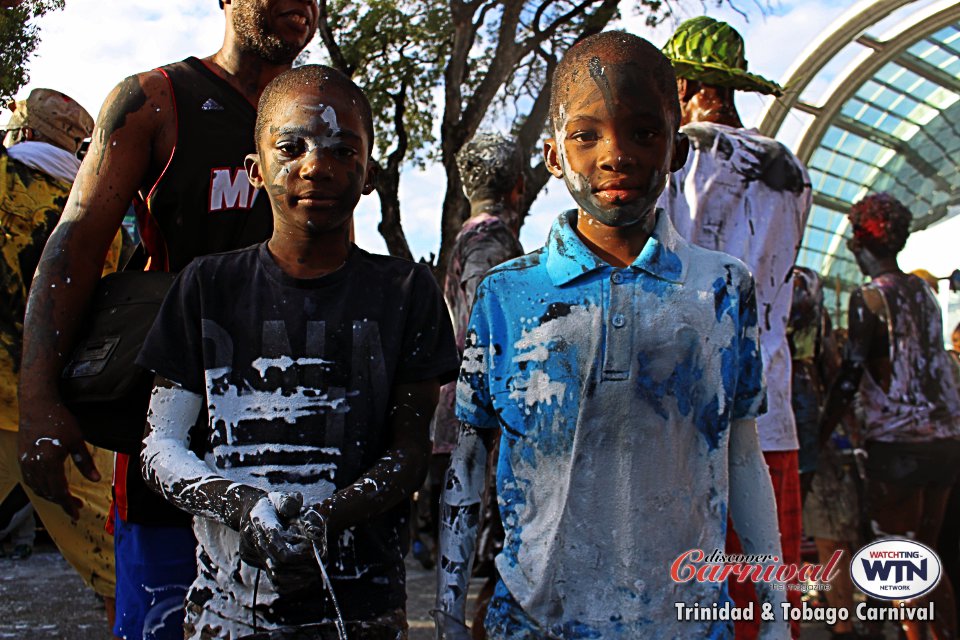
[671, 549, 703, 582]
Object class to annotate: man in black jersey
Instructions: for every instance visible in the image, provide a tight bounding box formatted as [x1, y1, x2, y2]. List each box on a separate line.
[17, 1, 319, 638]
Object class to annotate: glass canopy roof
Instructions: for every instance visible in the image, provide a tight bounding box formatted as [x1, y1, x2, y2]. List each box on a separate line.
[758, 0, 960, 322]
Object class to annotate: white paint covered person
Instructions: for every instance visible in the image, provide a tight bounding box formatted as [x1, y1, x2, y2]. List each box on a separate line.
[137, 64, 459, 639]
[435, 31, 788, 640]
[820, 192, 960, 640]
[658, 18, 813, 638]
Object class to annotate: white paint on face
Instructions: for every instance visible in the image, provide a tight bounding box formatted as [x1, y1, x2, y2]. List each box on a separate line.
[298, 103, 345, 150]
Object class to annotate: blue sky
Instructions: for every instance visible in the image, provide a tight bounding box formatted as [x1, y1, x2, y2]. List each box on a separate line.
[13, 0, 860, 259]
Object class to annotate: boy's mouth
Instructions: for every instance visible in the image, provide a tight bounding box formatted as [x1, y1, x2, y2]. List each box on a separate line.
[593, 187, 643, 205]
[295, 192, 338, 208]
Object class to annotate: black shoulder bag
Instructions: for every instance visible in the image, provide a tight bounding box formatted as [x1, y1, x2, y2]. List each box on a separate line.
[59, 248, 177, 453]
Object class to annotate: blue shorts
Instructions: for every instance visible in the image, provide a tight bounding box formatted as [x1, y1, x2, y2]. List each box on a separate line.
[113, 511, 197, 640]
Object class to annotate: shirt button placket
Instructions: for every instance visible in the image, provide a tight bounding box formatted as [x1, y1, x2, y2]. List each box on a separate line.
[602, 270, 632, 380]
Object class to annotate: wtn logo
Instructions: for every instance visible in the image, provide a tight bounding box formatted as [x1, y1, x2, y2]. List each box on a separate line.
[851, 539, 941, 601]
[861, 558, 927, 583]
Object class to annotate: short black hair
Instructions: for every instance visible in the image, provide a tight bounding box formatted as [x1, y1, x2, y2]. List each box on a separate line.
[456, 132, 523, 202]
[848, 192, 913, 258]
[254, 64, 375, 154]
[550, 30, 679, 131]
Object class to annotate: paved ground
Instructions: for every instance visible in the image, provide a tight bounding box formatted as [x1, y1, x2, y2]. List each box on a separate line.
[1, 543, 899, 639]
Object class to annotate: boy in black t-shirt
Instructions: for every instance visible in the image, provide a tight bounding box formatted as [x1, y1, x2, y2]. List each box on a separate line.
[137, 65, 459, 639]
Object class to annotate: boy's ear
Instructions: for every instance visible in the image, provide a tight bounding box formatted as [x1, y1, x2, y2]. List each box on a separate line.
[362, 158, 379, 195]
[244, 153, 265, 189]
[670, 131, 689, 173]
[544, 138, 564, 179]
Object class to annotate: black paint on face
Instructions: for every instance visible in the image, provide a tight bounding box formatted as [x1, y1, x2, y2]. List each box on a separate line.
[255, 85, 372, 235]
[554, 58, 677, 229]
[588, 56, 615, 116]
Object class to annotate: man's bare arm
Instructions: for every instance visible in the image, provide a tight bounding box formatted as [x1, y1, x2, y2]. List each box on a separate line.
[17, 71, 171, 517]
[300, 379, 441, 540]
[728, 417, 788, 640]
[434, 423, 494, 640]
[818, 288, 879, 446]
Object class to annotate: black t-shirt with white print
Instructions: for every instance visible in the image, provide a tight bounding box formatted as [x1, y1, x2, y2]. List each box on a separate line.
[137, 242, 458, 630]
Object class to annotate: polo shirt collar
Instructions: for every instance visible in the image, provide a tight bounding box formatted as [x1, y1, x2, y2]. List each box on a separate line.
[544, 209, 690, 286]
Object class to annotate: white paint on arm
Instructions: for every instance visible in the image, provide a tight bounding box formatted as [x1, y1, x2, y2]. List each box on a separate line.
[141, 382, 262, 528]
[728, 417, 789, 640]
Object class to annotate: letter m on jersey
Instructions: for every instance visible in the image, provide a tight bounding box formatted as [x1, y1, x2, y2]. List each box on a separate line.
[209, 168, 260, 212]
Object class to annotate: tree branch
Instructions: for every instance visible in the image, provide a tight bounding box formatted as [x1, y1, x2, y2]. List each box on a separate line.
[317, 0, 352, 75]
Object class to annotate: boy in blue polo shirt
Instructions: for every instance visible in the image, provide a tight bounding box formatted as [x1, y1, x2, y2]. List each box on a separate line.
[435, 32, 788, 639]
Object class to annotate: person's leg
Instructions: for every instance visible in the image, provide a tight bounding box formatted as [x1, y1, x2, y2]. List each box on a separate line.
[815, 538, 855, 635]
[6, 499, 35, 557]
[867, 439, 960, 640]
[727, 450, 802, 640]
[917, 484, 956, 640]
[113, 514, 197, 640]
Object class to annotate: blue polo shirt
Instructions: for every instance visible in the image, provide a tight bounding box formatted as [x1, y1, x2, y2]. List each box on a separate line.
[456, 210, 766, 639]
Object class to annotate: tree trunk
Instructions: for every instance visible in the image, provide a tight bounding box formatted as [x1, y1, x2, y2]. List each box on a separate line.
[374, 162, 414, 262]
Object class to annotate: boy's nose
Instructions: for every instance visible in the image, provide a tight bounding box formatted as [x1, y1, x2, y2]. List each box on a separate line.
[598, 136, 635, 172]
[299, 147, 334, 180]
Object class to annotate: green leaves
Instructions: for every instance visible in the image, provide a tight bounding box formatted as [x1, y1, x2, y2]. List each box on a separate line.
[312, 0, 452, 166]
[0, 0, 64, 100]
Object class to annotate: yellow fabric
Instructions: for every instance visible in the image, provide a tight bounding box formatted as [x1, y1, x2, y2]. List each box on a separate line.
[0, 429, 115, 596]
[0, 149, 122, 433]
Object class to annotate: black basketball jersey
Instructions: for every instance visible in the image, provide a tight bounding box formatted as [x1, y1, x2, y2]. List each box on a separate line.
[138, 56, 273, 271]
[119, 57, 274, 526]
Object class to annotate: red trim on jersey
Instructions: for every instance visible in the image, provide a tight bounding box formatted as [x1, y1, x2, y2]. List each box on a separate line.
[114, 452, 130, 523]
[140, 66, 179, 273]
[112, 66, 180, 523]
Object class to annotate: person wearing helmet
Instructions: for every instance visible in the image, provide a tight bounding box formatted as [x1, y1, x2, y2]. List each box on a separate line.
[659, 16, 813, 639]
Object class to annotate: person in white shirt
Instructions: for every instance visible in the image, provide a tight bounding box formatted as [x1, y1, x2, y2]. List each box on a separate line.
[659, 17, 812, 640]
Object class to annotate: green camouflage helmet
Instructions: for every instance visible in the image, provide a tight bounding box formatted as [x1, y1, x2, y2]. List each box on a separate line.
[662, 16, 783, 96]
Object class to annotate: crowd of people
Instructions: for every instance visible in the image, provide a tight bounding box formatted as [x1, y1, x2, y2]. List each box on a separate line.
[1, 1, 958, 639]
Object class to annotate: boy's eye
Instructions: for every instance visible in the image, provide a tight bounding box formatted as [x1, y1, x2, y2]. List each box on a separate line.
[276, 139, 304, 156]
[333, 145, 358, 159]
[569, 130, 598, 143]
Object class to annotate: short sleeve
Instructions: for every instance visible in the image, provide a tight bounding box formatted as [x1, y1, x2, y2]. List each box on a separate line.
[732, 276, 766, 420]
[136, 264, 206, 394]
[395, 265, 460, 385]
[454, 280, 498, 429]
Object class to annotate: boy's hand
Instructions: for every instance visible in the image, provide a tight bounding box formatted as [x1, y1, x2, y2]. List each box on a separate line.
[300, 501, 330, 558]
[239, 491, 316, 591]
